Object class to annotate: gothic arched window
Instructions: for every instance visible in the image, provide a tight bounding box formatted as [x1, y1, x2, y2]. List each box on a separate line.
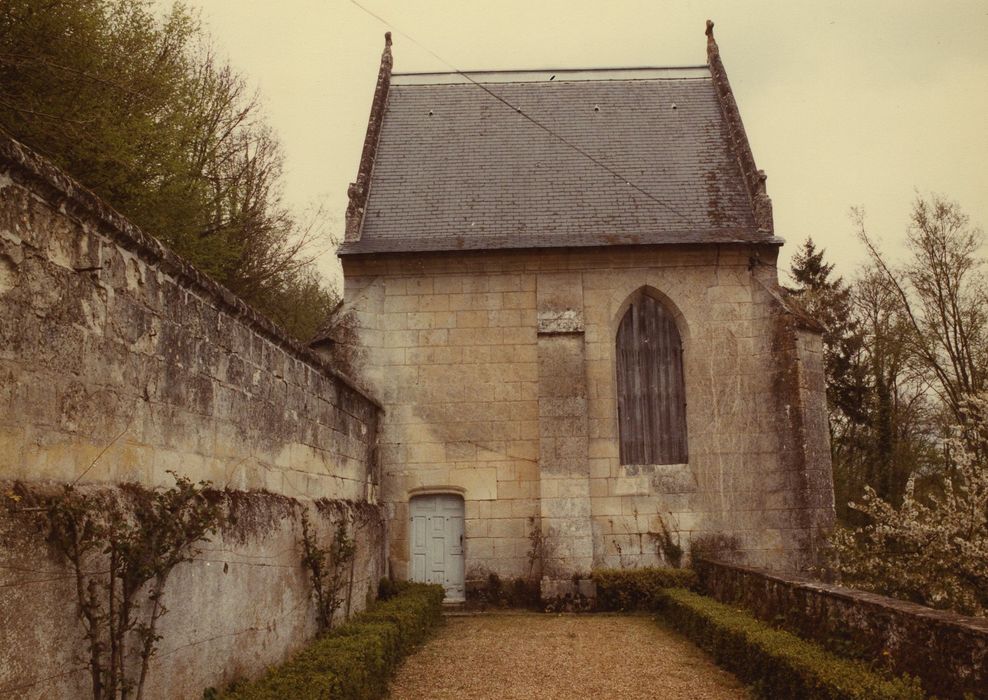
[616, 291, 688, 465]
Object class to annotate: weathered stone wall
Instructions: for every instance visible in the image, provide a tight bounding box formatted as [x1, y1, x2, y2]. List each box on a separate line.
[0, 137, 386, 697]
[695, 559, 988, 699]
[535, 272, 594, 579]
[793, 326, 838, 551]
[1, 490, 385, 699]
[0, 136, 380, 500]
[344, 259, 539, 582]
[343, 243, 835, 583]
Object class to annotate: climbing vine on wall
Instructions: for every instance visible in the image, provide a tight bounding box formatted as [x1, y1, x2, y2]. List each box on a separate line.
[649, 515, 684, 568]
[14, 472, 224, 700]
[300, 511, 356, 633]
[526, 516, 547, 580]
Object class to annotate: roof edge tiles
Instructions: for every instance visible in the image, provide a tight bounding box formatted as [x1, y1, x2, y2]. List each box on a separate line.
[339, 238, 783, 259]
[343, 32, 392, 243]
[705, 20, 774, 233]
[339, 231, 784, 256]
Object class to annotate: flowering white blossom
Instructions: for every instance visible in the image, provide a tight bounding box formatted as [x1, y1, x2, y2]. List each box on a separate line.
[831, 393, 988, 617]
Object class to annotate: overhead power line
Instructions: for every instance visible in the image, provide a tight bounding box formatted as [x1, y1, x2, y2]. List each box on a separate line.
[348, 0, 693, 224]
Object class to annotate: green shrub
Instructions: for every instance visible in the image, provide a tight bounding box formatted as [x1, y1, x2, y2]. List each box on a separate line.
[466, 572, 542, 609]
[656, 588, 926, 700]
[591, 567, 698, 611]
[354, 588, 444, 655]
[219, 582, 444, 700]
[377, 576, 413, 601]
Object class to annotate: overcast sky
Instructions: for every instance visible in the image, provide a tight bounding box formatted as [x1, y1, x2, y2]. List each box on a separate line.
[158, 1, 988, 290]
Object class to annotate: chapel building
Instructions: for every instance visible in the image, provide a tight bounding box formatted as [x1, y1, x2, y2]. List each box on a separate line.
[324, 24, 836, 601]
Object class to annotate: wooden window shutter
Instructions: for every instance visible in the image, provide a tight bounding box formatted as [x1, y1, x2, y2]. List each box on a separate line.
[616, 293, 688, 465]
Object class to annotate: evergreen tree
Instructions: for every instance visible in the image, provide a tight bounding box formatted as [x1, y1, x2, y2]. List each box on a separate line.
[789, 238, 867, 427]
[789, 239, 925, 523]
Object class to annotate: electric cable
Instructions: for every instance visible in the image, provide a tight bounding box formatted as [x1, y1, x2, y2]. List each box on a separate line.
[348, 0, 695, 224]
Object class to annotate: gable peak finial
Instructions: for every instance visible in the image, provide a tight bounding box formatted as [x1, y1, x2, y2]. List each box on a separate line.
[705, 19, 719, 60]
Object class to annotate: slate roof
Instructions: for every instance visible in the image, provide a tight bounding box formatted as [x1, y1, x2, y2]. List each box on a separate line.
[338, 65, 778, 256]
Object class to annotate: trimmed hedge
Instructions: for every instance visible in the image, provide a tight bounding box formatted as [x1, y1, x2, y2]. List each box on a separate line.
[219, 581, 444, 700]
[656, 588, 926, 700]
[591, 567, 698, 611]
[466, 573, 542, 610]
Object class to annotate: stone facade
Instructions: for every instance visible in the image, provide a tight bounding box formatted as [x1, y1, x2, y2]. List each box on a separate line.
[342, 244, 836, 584]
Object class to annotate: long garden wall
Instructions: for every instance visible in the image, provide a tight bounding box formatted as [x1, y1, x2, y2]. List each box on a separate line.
[695, 558, 988, 699]
[0, 136, 386, 698]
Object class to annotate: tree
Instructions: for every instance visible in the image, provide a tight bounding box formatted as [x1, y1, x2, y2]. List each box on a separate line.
[833, 269, 934, 521]
[789, 238, 867, 428]
[829, 196, 988, 606]
[0, 0, 337, 342]
[830, 392, 988, 616]
[815, 196, 987, 523]
[789, 240, 884, 522]
[0, 0, 203, 239]
[856, 195, 988, 424]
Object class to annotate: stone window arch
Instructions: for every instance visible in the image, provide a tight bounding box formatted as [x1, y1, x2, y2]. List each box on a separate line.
[615, 290, 688, 465]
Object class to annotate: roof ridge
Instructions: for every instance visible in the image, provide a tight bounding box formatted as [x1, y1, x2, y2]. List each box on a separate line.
[391, 66, 711, 86]
[393, 65, 709, 76]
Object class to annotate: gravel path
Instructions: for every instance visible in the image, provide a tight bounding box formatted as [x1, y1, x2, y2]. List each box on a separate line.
[388, 613, 750, 700]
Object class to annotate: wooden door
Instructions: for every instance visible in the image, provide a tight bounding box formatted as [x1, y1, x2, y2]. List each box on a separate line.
[409, 494, 465, 601]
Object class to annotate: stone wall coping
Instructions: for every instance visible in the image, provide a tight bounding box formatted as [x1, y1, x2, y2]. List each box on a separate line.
[0, 135, 383, 411]
[696, 557, 988, 635]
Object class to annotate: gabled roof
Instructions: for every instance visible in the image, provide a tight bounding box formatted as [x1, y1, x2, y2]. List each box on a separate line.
[339, 23, 778, 257]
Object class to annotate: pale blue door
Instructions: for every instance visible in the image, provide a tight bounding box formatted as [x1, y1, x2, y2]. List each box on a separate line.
[409, 494, 464, 601]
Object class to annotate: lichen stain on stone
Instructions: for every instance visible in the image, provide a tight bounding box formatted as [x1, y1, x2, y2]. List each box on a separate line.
[704, 168, 728, 228]
[0, 252, 18, 294]
[125, 255, 144, 290]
